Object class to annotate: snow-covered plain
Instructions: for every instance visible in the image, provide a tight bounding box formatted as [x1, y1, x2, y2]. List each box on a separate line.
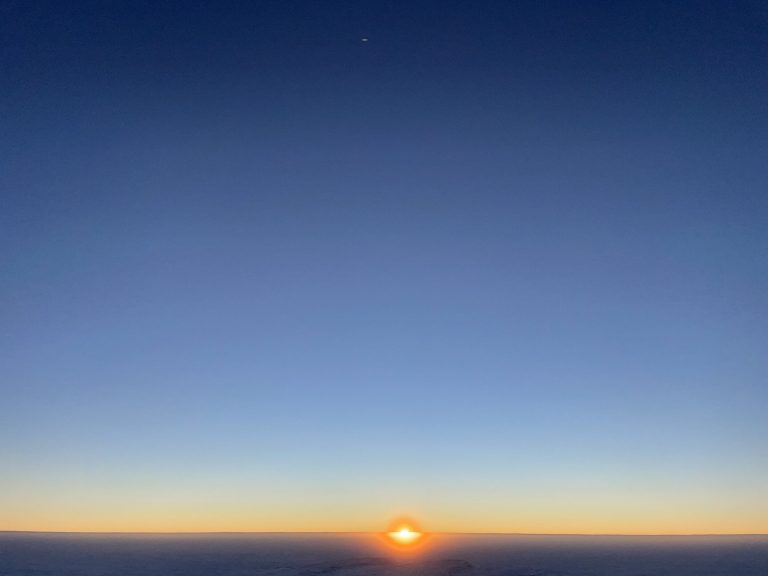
[1, 532, 766, 576]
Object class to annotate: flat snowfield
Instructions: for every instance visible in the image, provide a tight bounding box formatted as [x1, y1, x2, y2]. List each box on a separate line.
[1, 532, 767, 576]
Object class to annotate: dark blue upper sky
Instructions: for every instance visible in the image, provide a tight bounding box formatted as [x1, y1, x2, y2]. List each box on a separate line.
[1, 1, 767, 532]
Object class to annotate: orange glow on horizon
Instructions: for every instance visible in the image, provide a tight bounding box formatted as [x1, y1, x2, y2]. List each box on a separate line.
[4, 501, 767, 535]
[381, 518, 428, 550]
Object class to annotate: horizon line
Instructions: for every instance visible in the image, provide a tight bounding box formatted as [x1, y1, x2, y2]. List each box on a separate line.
[2, 530, 766, 537]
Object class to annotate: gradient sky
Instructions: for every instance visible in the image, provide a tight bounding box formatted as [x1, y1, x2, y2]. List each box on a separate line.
[2, 1, 767, 534]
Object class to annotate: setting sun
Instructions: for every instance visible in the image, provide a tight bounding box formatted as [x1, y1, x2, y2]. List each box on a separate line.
[383, 519, 427, 549]
[390, 527, 419, 544]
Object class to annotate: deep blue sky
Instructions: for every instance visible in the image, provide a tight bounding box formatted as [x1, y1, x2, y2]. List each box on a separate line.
[1, 1, 767, 533]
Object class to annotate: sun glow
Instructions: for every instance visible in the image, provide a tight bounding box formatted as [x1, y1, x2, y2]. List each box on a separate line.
[390, 527, 419, 544]
[383, 518, 427, 549]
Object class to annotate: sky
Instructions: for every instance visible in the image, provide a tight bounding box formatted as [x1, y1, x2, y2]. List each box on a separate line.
[1, 1, 767, 534]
